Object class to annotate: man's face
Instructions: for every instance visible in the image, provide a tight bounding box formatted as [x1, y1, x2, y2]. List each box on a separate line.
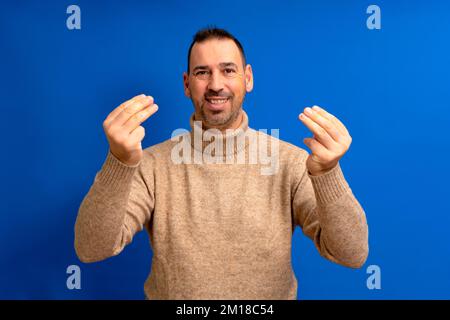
[183, 38, 253, 130]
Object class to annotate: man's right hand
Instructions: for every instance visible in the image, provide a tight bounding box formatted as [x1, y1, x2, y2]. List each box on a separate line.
[103, 94, 159, 166]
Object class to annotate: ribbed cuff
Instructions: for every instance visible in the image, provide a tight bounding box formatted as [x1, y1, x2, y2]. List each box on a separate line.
[308, 162, 351, 206]
[96, 151, 140, 192]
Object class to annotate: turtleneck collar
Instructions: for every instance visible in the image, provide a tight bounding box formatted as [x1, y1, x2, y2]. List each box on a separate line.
[189, 110, 250, 158]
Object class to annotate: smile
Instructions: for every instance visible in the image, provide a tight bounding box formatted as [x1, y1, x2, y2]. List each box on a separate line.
[204, 97, 230, 111]
[205, 97, 230, 104]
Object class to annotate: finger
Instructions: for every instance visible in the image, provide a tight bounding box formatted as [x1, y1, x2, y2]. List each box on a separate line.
[299, 112, 337, 150]
[303, 107, 343, 143]
[104, 94, 145, 126]
[303, 137, 331, 163]
[129, 125, 146, 144]
[312, 105, 349, 136]
[114, 96, 154, 126]
[123, 103, 159, 133]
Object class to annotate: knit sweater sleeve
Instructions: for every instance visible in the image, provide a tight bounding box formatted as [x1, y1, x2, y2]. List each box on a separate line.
[292, 151, 369, 268]
[74, 150, 155, 263]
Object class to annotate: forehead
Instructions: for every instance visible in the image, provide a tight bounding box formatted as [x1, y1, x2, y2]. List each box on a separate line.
[190, 38, 243, 68]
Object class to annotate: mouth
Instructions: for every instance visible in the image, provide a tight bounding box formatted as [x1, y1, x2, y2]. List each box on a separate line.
[205, 97, 230, 111]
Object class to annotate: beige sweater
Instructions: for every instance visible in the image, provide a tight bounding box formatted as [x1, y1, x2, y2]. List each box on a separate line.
[74, 110, 369, 300]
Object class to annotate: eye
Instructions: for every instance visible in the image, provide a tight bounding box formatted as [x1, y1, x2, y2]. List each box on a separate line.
[224, 68, 236, 74]
[195, 70, 209, 76]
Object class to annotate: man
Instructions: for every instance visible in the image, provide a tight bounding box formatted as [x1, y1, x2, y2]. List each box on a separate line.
[75, 27, 369, 300]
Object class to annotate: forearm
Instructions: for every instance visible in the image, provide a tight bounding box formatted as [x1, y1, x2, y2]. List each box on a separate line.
[308, 163, 369, 268]
[74, 151, 139, 263]
[313, 196, 368, 268]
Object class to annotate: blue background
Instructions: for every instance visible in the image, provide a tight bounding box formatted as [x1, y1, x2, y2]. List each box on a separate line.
[1, 0, 449, 299]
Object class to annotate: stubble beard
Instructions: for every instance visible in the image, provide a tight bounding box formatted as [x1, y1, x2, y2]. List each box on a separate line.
[196, 97, 243, 130]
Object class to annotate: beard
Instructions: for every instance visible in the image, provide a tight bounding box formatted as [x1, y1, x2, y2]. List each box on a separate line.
[193, 92, 245, 130]
[201, 100, 241, 128]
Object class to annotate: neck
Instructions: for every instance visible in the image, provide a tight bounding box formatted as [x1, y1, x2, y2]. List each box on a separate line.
[189, 109, 250, 158]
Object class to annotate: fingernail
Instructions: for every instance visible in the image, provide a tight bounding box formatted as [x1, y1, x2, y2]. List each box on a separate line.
[312, 105, 320, 111]
[299, 113, 304, 119]
[305, 107, 313, 115]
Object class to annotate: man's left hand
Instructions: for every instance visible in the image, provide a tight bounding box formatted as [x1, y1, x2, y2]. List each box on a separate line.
[298, 105, 352, 176]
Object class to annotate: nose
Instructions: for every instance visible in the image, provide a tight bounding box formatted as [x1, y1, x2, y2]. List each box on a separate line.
[207, 70, 225, 92]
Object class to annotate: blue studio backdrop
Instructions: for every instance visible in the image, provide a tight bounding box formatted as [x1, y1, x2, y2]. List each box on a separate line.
[1, 0, 449, 299]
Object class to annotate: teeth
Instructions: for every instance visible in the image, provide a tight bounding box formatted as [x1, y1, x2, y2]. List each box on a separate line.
[208, 98, 228, 104]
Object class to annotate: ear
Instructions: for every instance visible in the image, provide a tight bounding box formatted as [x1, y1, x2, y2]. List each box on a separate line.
[183, 72, 191, 98]
[244, 64, 254, 93]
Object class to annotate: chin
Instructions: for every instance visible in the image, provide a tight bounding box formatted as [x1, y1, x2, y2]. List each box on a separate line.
[195, 100, 242, 129]
[204, 113, 231, 127]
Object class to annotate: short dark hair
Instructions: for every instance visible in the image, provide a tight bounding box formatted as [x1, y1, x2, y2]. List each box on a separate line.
[187, 27, 246, 73]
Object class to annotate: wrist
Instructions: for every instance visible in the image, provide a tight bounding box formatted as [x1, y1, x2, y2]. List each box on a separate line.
[308, 163, 337, 176]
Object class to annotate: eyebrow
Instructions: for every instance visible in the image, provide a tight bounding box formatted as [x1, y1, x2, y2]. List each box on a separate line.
[192, 62, 239, 72]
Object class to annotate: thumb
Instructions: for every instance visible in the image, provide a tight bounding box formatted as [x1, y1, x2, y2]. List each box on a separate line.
[303, 137, 313, 146]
